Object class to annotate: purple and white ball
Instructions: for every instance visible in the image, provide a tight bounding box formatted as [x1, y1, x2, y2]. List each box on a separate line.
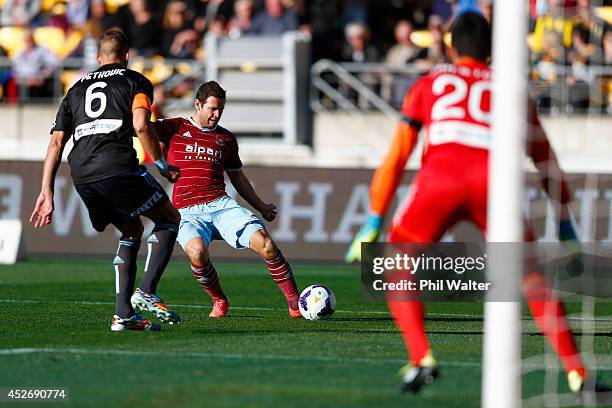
[298, 284, 336, 320]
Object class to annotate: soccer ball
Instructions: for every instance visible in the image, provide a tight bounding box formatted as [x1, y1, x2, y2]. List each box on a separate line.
[298, 284, 336, 320]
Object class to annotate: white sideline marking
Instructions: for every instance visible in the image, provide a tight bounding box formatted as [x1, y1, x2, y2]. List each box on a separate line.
[0, 298, 387, 316]
[0, 348, 610, 371]
[1, 299, 611, 322]
[0, 347, 465, 366]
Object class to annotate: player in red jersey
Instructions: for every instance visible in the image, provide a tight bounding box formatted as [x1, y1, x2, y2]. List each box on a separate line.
[154, 81, 301, 319]
[346, 12, 607, 394]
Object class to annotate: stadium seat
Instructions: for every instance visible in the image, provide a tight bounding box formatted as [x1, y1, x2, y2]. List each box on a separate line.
[129, 57, 146, 74]
[62, 29, 83, 58]
[410, 30, 452, 49]
[175, 62, 194, 76]
[104, 0, 129, 13]
[0, 27, 26, 58]
[146, 57, 173, 85]
[60, 70, 81, 94]
[595, 7, 612, 24]
[527, 33, 537, 52]
[33, 26, 65, 57]
[41, 0, 65, 12]
[410, 30, 433, 48]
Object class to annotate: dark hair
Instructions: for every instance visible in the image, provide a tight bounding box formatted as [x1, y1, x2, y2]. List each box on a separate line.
[451, 12, 491, 62]
[196, 81, 226, 102]
[572, 25, 590, 44]
[98, 28, 129, 58]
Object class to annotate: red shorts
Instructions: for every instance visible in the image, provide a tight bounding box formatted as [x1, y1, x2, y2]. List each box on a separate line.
[389, 148, 535, 243]
[389, 149, 489, 242]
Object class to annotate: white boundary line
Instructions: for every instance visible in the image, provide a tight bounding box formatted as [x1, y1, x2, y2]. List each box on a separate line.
[0, 348, 609, 371]
[0, 347, 471, 366]
[0, 299, 611, 321]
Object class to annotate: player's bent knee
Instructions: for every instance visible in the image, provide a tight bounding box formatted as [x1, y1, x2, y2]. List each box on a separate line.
[260, 236, 279, 259]
[185, 239, 209, 265]
[248, 230, 279, 259]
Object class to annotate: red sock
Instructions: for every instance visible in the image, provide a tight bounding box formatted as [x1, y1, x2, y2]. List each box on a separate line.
[524, 274, 585, 377]
[191, 261, 226, 301]
[388, 300, 430, 366]
[265, 252, 299, 310]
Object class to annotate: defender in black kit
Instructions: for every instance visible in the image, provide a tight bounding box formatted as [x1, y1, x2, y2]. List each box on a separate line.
[30, 29, 182, 332]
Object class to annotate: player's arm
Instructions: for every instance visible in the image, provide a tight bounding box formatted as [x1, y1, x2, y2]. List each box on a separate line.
[526, 100, 576, 241]
[132, 95, 179, 183]
[227, 169, 277, 222]
[370, 122, 419, 217]
[345, 122, 419, 262]
[29, 130, 70, 228]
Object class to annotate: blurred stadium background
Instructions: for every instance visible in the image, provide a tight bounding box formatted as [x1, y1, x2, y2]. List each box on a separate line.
[1, 0, 612, 260]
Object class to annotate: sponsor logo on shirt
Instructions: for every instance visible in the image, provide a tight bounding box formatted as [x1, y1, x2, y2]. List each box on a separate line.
[130, 191, 164, 217]
[74, 119, 123, 141]
[184, 142, 223, 162]
[182, 131, 192, 138]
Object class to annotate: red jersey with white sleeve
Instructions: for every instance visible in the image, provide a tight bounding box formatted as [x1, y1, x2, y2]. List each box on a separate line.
[154, 117, 242, 209]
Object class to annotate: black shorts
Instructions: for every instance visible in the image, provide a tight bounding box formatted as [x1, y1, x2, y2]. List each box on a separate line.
[74, 166, 169, 232]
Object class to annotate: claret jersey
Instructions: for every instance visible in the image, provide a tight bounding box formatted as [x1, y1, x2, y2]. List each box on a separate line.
[51, 63, 153, 184]
[154, 117, 242, 209]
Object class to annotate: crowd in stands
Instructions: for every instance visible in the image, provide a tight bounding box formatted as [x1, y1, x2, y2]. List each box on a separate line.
[529, 0, 612, 112]
[0, 0, 612, 112]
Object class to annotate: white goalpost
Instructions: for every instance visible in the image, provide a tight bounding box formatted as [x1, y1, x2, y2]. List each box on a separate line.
[483, 0, 529, 407]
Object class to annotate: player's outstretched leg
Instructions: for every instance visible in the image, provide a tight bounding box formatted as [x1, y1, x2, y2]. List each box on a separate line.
[249, 231, 301, 318]
[523, 272, 610, 395]
[131, 204, 181, 323]
[185, 237, 229, 318]
[132, 222, 181, 324]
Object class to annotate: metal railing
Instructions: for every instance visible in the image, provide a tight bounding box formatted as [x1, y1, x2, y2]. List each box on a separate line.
[310, 59, 612, 119]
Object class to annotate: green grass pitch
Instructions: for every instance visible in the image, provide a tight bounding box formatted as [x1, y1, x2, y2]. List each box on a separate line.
[0, 257, 610, 407]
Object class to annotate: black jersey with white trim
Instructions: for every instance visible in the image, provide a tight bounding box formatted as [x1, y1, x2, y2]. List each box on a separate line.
[51, 63, 153, 184]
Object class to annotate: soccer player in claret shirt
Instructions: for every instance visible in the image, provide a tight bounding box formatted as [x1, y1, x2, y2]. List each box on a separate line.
[30, 29, 182, 331]
[346, 12, 608, 394]
[153, 81, 302, 319]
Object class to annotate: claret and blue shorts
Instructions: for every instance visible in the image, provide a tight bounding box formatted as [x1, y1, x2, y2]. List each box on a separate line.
[177, 196, 265, 250]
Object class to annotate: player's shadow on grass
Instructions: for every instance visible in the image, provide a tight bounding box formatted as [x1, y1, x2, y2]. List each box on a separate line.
[322, 317, 393, 322]
[182, 328, 399, 335]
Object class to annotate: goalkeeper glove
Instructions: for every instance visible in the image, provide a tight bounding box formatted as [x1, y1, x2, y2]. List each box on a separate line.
[345, 213, 382, 263]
